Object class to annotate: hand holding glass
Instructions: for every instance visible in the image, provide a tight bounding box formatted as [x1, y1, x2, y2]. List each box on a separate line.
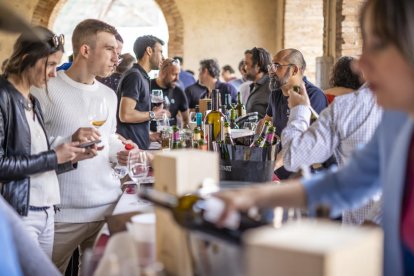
[88, 98, 109, 128]
[128, 151, 149, 187]
[151, 90, 164, 106]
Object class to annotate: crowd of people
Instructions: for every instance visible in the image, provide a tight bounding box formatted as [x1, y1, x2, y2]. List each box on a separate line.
[0, 0, 413, 275]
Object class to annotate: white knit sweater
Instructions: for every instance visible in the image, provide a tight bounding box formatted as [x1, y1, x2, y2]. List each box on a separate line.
[31, 71, 122, 223]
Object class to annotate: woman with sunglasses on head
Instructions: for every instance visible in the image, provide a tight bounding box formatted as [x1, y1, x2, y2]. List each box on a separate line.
[217, 0, 414, 274]
[0, 26, 90, 257]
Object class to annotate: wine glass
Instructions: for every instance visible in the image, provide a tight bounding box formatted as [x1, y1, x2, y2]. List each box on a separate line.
[151, 90, 164, 107]
[88, 98, 109, 128]
[128, 150, 149, 189]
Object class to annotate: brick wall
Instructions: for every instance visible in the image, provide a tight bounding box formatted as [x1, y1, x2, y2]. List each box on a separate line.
[0, 0, 365, 81]
[284, 0, 324, 83]
[337, 0, 365, 58]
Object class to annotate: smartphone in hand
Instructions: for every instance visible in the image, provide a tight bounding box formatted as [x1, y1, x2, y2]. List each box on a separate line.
[78, 140, 102, 148]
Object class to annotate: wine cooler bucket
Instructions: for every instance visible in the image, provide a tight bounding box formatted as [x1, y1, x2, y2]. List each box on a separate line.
[219, 144, 278, 182]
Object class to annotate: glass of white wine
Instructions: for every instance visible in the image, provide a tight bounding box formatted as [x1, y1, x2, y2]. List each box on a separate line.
[88, 98, 109, 129]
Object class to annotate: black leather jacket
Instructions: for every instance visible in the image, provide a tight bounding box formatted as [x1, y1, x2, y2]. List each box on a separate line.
[0, 76, 73, 216]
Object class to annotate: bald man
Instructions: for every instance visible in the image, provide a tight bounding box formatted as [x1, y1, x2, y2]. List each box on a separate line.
[150, 58, 189, 127]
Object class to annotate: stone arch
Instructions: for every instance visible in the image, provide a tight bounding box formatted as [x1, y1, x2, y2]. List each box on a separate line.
[30, 0, 184, 57]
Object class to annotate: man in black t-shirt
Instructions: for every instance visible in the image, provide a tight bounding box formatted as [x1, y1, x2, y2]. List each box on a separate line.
[117, 35, 167, 150]
[185, 59, 237, 110]
[150, 58, 189, 127]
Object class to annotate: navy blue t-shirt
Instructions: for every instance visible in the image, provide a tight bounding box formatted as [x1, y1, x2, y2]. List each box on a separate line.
[266, 76, 328, 137]
[116, 64, 151, 150]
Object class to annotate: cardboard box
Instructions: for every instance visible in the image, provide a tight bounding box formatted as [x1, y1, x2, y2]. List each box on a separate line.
[243, 220, 383, 276]
[153, 150, 219, 276]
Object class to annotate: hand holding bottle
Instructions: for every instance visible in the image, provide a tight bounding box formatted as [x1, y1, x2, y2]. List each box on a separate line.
[287, 83, 310, 109]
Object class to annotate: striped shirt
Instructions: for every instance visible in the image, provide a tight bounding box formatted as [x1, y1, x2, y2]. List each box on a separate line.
[281, 85, 383, 224]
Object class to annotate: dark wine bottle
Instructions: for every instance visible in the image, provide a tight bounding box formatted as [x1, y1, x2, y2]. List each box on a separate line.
[139, 188, 268, 244]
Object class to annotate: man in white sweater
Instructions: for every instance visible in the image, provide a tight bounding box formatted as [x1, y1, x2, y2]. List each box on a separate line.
[31, 19, 122, 274]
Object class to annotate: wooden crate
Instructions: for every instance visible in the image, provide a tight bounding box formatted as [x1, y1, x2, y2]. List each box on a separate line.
[153, 150, 219, 276]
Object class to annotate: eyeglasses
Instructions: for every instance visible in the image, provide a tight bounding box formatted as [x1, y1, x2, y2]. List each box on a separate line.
[48, 34, 65, 49]
[267, 63, 295, 73]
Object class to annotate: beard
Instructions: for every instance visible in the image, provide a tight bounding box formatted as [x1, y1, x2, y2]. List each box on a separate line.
[269, 69, 291, 91]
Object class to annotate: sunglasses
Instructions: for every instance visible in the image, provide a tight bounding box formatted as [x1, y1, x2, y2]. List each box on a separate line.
[48, 34, 65, 49]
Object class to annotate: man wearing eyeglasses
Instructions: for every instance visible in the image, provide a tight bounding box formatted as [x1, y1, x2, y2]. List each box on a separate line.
[263, 48, 328, 179]
[150, 58, 189, 127]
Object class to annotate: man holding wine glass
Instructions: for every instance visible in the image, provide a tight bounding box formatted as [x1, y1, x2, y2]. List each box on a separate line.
[31, 19, 130, 274]
[117, 35, 167, 150]
[150, 58, 189, 128]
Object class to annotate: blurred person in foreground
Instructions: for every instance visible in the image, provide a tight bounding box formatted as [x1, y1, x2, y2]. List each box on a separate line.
[217, 0, 414, 274]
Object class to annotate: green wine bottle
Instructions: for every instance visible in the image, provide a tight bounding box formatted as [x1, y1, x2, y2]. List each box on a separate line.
[235, 92, 246, 117]
[204, 89, 226, 151]
[139, 188, 268, 244]
[260, 125, 275, 147]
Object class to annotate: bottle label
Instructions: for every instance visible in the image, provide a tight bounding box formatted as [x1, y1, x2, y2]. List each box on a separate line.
[173, 131, 180, 141]
[205, 124, 212, 150]
[266, 133, 274, 142]
[193, 133, 201, 141]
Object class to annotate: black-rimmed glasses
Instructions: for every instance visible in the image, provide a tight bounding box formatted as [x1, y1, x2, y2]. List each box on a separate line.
[267, 62, 295, 73]
[48, 34, 65, 49]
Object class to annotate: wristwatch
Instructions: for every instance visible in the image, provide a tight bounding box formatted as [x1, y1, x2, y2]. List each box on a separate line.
[149, 111, 155, 121]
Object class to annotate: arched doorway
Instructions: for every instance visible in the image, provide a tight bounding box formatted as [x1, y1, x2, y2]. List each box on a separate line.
[31, 0, 184, 57]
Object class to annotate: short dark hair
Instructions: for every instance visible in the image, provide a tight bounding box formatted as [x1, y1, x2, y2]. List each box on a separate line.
[200, 59, 220, 79]
[4, 26, 64, 78]
[329, 56, 362, 90]
[282, 48, 307, 71]
[72, 19, 117, 57]
[133, 35, 164, 60]
[222, 65, 235, 74]
[244, 47, 271, 74]
[115, 32, 123, 43]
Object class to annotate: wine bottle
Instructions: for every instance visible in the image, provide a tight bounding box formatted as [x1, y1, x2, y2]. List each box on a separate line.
[259, 125, 275, 148]
[193, 127, 201, 149]
[292, 85, 318, 122]
[204, 89, 226, 151]
[195, 112, 204, 140]
[171, 125, 182, 149]
[250, 121, 270, 147]
[223, 122, 234, 146]
[235, 92, 246, 117]
[230, 106, 238, 129]
[139, 188, 267, 244]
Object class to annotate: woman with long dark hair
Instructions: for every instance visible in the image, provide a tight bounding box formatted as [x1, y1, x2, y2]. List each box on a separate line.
[0, 26, 87, 257]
